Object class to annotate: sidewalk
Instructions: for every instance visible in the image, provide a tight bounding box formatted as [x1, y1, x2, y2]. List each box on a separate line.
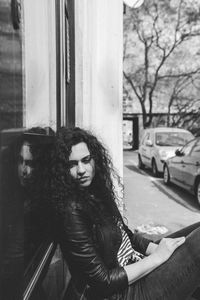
[123, 150, 200, 241]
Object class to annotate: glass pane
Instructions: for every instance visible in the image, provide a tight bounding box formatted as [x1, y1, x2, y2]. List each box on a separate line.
[191, 139, 200, 157]
[0, 0, 23, 130]
[0, 0, 24, 298]
[1, 128, 56, 299]
[0, 1, 70, 299]
[155, 132, 193, 147]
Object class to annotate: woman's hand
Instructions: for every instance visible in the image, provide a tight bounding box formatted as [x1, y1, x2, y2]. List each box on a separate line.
[125, 236, 185, 285]
[145, 242, 158, 255]
[150, 236, 185, 264]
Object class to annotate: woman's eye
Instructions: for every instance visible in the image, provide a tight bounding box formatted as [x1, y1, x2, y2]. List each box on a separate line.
[82, 156, 91, 164]
[68, 161, 77, 168]
[26, 160, 34, 168]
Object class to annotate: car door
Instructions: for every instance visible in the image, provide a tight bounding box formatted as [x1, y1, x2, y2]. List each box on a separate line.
[181, 139, 200, 191]
[140, 131, 150, 166]
[144, 130, 154, 168]
[168, 142, 193, 185]
[168, 154, 184, 185]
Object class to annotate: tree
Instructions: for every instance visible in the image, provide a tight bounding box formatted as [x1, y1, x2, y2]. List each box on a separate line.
[123, 0, 200, 129]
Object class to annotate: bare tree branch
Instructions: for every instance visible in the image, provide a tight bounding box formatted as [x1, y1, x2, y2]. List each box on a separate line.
[123, 0, 200, 129]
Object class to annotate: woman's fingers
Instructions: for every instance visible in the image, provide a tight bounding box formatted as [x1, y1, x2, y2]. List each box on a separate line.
[161, 236, 186, 253]
[154, 236, 186, 263]
[171, 236, 185, 250]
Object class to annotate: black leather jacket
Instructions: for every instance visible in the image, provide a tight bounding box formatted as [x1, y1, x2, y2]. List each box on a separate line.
[58, 199, 151, 300]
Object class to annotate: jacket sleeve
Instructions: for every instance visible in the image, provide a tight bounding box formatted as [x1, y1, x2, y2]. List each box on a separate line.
[60, 203, 128, 297]
[124, 224, 152, 255]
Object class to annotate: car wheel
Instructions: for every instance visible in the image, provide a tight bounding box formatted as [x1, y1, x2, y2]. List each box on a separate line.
[163, 165, 170, 185]
[195, 179, 200, 206]
[152, 159, 158, 177]
[138, 154, 145, 169]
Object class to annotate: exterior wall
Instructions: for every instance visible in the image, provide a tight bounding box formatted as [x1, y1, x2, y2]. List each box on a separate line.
[75, 0, 124, 178]
[23, 0, 57, 130]
[23, 0, 123, 176]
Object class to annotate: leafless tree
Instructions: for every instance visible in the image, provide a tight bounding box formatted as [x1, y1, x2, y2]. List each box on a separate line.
[123, 0, 200, 129]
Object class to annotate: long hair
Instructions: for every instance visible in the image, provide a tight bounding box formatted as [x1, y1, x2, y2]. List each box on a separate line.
[1, 127, 55, 267]
[49, 127, 123, 223]
[1, 127, 54, 213]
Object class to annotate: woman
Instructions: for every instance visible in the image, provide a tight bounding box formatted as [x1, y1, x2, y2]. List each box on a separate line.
[49, 127, 200, 300]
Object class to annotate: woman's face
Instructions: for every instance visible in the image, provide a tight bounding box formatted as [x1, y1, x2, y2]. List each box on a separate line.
[68, 142, 95, 187]
[18, 142, 33, 186]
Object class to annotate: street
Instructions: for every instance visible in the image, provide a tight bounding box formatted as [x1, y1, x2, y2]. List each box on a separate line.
[123, 150, 200, 240]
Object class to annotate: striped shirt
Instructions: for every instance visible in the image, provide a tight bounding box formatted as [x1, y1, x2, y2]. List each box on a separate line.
[117, 222, 144, 267]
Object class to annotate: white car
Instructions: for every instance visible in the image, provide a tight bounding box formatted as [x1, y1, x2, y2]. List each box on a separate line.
[138, 127, 194, 176]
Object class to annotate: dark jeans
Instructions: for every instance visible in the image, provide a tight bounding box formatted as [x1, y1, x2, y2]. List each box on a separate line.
[126, 222, 200, 300]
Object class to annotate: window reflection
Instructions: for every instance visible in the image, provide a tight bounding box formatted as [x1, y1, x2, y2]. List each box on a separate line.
[1, 128, 54, 299]
[1, 134, 23, 299]
[0, 0, 73, 298]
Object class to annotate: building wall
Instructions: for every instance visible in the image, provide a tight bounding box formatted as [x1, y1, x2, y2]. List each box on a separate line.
[75, 0, 124, 178]
[23, 0, 124, 177]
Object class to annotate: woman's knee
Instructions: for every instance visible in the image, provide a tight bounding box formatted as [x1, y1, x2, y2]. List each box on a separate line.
[167, 222, 200, 239]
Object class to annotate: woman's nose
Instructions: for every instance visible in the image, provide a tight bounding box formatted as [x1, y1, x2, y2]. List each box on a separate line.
[22, 164, 28, 175]
[77, 162, 85, 175]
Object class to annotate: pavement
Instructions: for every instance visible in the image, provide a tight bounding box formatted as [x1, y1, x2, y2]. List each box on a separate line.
[123, 150, 200, 299]
[123, 150, 200, 241]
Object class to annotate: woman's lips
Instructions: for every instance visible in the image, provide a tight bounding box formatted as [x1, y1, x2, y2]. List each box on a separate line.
[79, 177, 89, 182]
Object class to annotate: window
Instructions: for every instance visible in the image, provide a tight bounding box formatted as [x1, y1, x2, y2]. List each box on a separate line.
[190, 139, 200, 158]
[155, 132, 193, 147]
[182, 140, 196, 156]
[141, 131, 149, 145]
[0, 1, 74, 299]
[0, 1, 24, 298]
[0, 0, 23, 130]
[144, 132, 150, 145]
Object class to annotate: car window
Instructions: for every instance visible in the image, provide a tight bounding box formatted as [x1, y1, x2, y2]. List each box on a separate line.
[146, 132, 151, 140]
[181, 139, 196, 156]
[141, 132, 149, 145]
[141, 133, 146, 145]
[190, 139, 200, 158]
[144, 132, 151, 145]
[155, 132, 193, 146]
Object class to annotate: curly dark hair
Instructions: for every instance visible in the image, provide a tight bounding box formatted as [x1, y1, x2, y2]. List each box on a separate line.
[1, 127, 54, 211]
[49, 127, 124, 223]
[1, 127, 55, 268]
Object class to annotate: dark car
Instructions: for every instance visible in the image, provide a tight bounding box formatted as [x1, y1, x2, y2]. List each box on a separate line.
[163, 137, 200, 206]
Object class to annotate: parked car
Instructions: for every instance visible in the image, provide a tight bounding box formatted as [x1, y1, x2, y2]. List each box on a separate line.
[138, 127, 194, 176]
[163, 137, 200, 206]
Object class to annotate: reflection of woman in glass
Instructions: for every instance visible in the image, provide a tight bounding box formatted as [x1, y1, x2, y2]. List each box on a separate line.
[49, 127, 200, 300]
[17, 141, 34, 187]
[1, 127, 53, 300]
[1, 133, 25, 300]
